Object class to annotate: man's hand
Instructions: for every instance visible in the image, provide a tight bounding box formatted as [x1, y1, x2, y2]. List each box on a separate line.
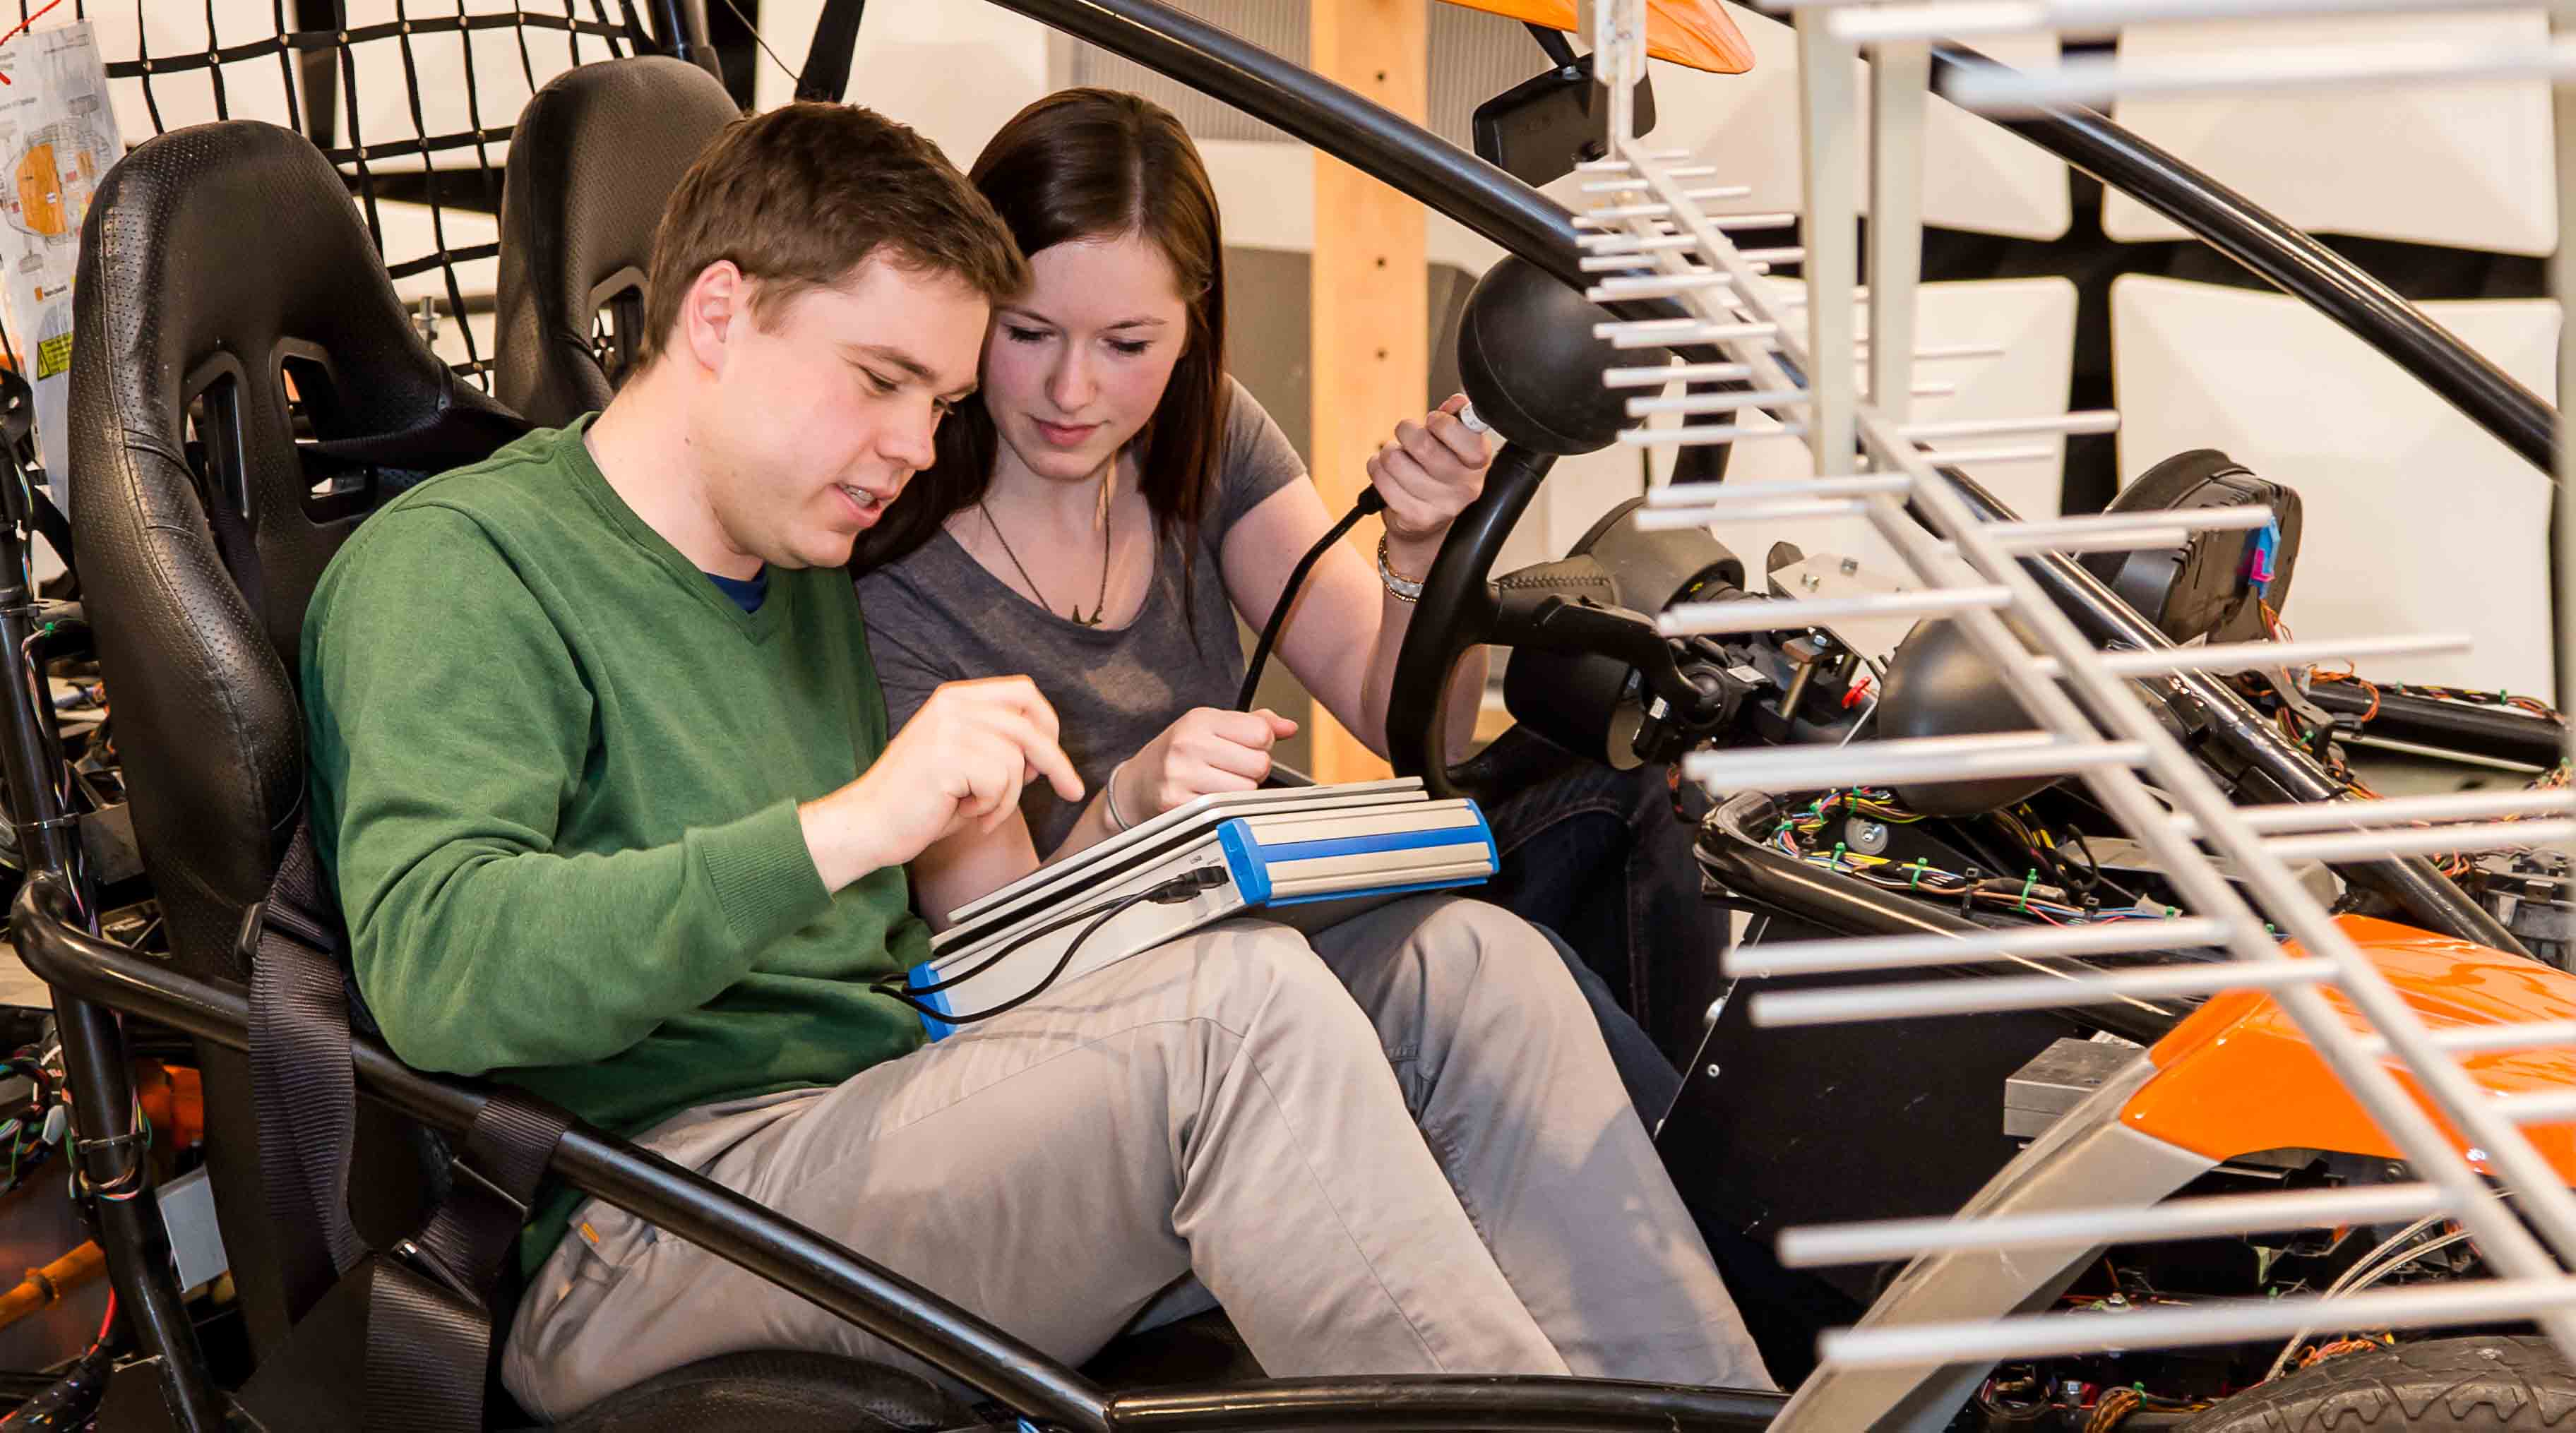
[1369, 394, 1493, 568]
[1115, 706, 1300, 820]
[803, 677, 1082, 890]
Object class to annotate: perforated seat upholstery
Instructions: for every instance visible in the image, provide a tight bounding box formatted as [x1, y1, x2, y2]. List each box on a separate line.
[496, 56, 741, 428]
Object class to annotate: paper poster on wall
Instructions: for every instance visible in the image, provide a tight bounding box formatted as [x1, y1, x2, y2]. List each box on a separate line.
[0, 22, 119, 494]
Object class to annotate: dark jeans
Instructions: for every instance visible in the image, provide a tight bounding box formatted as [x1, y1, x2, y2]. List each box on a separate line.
[1468, 729, 1730, 1118]
[1529, 924, 1683, 1132]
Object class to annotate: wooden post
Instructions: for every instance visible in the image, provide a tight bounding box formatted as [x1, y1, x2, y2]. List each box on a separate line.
[1308, 0, 1426, 784]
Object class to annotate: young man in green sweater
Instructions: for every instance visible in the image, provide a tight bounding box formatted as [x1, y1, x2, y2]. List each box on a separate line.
[302, 102, 1767, 1420]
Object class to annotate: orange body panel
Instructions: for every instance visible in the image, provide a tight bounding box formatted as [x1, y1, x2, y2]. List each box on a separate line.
[1437, 0, 1755, 74]
[2123, 916, 2576, 1182]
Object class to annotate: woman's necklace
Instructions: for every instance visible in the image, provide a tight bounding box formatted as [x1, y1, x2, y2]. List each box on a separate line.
[979, 472, 1113, 628]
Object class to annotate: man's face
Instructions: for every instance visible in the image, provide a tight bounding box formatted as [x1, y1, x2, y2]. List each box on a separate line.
[692, 255, 986, 570]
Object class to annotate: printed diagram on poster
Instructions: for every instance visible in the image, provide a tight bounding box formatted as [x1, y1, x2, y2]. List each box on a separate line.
[0, 23, 119, 492]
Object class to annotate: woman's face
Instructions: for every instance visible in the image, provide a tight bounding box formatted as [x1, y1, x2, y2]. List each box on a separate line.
[982, 232, 1191, 486]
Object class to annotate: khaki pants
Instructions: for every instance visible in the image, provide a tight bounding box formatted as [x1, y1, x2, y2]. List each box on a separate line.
[502, 896, 1771, 1419]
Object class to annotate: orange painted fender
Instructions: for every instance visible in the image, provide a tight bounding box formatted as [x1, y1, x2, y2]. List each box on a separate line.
[1436, 0, 1755, 75]
[2124, 916, 2576, 1181]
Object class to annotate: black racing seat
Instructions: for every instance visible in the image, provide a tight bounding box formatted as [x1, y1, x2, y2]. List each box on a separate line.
[495, 54, 741, 428]
[67, 117, 977, 1429]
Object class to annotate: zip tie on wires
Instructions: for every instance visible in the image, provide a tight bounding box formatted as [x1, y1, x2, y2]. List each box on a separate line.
[72, 1129, 144, 1157]
[1910, 858, 1926, 889]
[2018, 869, 2037, 913]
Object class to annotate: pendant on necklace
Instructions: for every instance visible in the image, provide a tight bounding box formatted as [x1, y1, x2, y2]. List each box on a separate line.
[1070, 605, 1104, 628]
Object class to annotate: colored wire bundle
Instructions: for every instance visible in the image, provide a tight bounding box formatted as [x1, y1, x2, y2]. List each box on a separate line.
[2243, 602, 2568, 877]
[1762, 790, 2190, 928]
[0, 1048, 60, 1202]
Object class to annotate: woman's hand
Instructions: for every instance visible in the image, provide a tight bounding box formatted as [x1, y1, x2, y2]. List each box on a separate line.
[1368, 394, 1493, 557]
[1116, 705, 1301, 819]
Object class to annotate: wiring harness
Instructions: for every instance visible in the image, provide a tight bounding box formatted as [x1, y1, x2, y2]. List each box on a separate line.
[2242, 602, 2569, 880]
[1760, 788, 2195, 928]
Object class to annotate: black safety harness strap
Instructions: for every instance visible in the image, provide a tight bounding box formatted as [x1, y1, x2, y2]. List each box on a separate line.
[301, 400, 534, 472]
[364, 1089, 569, 1433]
[245, 817, 572, 1433]
[245, 818, 364, 1277]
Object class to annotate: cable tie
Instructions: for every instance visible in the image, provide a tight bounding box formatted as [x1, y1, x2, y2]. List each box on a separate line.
[2017, 869, 2037, 913]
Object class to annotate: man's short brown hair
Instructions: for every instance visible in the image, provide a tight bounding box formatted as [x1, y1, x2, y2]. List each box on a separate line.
[640, 102, 1027, 366]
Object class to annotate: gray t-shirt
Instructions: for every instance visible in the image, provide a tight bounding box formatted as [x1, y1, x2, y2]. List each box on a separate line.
[857, 376, 1307, 853]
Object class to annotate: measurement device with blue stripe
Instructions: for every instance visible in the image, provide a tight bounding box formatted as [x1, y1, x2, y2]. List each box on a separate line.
[897, 779, 1497, 1040]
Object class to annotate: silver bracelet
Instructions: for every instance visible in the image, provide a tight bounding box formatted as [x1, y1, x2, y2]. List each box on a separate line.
[1376, 534, 1424, 604]
[1104, 758, 1138, 832]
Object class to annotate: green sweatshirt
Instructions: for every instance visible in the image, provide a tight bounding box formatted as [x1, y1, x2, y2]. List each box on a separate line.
[301, 419, 929, 1269]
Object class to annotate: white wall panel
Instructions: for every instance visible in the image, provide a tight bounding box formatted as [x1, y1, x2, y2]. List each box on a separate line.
[2112, 275, 2558, 695]
[755, 0, 1050, 164]
[2101, 9, 2556, 255]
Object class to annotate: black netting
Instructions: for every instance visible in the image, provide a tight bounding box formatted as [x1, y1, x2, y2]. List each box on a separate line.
[36, 1, 667, 385]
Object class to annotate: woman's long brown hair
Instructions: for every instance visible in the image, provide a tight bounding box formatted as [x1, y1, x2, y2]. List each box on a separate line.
[852, 88, 1229, 612]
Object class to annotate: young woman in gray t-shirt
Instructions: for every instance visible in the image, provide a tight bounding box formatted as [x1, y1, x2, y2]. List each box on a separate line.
[854, 89, 1727, 1077]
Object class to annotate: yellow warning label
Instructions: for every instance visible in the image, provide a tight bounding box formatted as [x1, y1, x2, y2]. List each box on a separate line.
[32, 331, 68, 380]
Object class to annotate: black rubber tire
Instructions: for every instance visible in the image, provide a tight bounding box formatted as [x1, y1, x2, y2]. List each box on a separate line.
[2180, 1336, 2576, 1430]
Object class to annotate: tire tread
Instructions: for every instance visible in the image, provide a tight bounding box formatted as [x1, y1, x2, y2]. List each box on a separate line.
[2181, 1337, 2576, 1432]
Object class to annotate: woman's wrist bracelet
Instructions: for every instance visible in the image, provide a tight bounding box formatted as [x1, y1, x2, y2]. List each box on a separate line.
[1377, 534, 1426, 604]
[1104, 758, 1137, 832]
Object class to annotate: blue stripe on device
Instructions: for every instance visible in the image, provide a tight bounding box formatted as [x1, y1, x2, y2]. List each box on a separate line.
[907, 962, 957, 1042]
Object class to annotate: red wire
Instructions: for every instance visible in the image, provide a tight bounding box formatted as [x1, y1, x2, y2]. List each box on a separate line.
[0, 0, 66, 84]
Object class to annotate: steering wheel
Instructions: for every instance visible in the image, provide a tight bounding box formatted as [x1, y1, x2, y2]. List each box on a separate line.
[1386, 256, 1691, 803]
[1386, 443, 1557, 803]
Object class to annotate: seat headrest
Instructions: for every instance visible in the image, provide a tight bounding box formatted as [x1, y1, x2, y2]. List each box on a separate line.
[496, 55, 741, 428]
